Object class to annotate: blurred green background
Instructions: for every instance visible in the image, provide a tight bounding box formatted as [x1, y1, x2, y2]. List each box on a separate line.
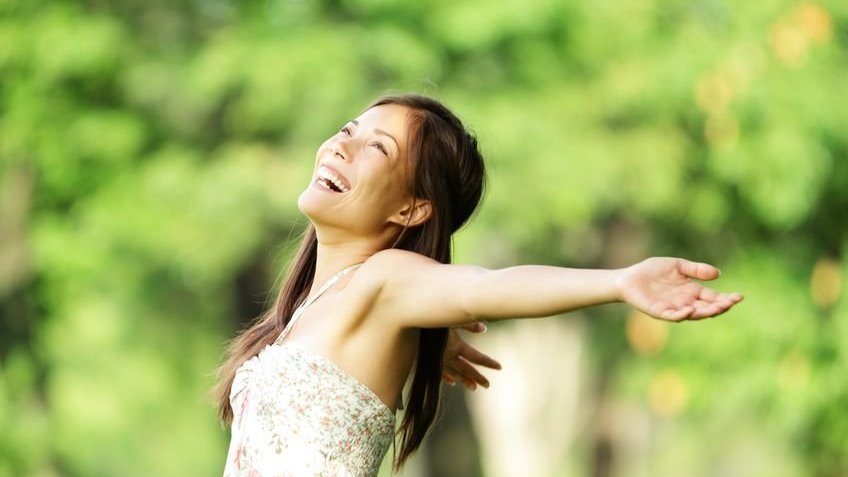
[1, 0, 846, 476]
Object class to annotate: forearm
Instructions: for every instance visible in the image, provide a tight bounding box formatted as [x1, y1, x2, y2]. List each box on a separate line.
[378, 250, 739, 328]
[463, 265, 624, 321]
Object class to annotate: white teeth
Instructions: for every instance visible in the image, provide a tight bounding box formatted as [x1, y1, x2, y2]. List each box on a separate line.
[317, 166, 349, 192]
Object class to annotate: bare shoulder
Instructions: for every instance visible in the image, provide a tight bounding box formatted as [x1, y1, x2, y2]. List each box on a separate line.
[357, 249, 486, 328]
[363, 248, 439, 266]
[344, 250, 436, 306]
[360, 248, 440, 284]
[350, 250, 442, 324]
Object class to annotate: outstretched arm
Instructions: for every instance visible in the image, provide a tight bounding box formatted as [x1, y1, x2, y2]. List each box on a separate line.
[365, 250, 743, 329]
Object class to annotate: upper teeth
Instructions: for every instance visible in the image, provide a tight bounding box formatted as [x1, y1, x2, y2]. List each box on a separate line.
[317, 166, 349, 192]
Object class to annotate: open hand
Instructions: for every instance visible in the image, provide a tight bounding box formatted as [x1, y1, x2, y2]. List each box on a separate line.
[617, 257, 744, 321]
[442, 322, 502, 390]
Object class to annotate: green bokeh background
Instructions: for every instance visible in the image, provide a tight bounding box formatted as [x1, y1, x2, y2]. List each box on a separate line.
[1, 0, 846, 475]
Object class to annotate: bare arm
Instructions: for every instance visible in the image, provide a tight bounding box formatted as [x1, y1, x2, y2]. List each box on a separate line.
[365, 250, 743, 328]
[462, 265, 621, 320]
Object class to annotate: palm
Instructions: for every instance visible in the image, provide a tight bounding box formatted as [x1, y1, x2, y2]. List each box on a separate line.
[619, 257, 743, 321]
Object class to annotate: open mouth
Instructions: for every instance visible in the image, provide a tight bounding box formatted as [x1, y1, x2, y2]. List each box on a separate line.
[315, 165, 350, 193]
[316, 177, 343, 192]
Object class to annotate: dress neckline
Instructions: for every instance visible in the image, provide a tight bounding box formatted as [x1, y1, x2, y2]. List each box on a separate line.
[269, 340, 397, 419]
[267, 261, 398, 417]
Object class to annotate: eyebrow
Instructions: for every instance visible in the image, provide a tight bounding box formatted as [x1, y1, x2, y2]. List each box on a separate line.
[349, 119, 400, 151]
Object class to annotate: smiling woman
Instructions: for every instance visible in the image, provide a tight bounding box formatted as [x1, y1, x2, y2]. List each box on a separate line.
[298, 102, 433, 243]
[213, 93, 743, 476]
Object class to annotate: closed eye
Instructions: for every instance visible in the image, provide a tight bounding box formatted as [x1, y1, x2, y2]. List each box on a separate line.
[340, 126, 352, 135]
[371, 141, 389, 156]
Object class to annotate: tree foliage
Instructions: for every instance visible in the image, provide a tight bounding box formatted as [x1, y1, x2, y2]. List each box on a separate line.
[0, 0, 846, 475]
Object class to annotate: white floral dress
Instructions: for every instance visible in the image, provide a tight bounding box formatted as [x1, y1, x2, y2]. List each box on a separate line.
[223, 264, 397, 477]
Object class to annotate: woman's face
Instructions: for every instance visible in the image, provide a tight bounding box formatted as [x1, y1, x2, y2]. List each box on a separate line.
[298, 103, 419, 237]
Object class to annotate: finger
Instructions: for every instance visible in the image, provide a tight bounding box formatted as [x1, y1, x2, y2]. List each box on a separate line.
[689, 299, 724, 319]
[460, 321, 487, 333]
[698, 286, 719, 301]
[678, 259, 720, 281]
[457, 344, 502, 370]
[693, 292, 746, 318]
[669, 291, 744, 321]
[451, 356, 491, 388]
[442, 372, 457, 386]
[712, 293, 743, 310]
[658, 304, 693, 321]
[699, 289, 743, 306]
[445, 361, 472, 382]
[444, 361, 458, 375]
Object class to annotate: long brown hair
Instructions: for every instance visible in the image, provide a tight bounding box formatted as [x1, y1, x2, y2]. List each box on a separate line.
[212, 93, 486, 472]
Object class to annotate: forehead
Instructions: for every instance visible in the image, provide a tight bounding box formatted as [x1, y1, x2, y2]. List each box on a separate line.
[356, 103, 411, 147]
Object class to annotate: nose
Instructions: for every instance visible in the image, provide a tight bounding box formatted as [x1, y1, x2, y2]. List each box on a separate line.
[332, 140, 351, 163]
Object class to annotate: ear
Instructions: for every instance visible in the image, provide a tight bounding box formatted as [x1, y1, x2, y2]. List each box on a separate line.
[388, 198, 432, 228]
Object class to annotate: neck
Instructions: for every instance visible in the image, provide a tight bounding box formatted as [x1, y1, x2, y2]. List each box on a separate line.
[310, 224, 398, 295]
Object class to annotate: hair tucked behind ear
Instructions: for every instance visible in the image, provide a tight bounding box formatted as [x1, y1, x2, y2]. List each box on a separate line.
[211, 93, 486, 474]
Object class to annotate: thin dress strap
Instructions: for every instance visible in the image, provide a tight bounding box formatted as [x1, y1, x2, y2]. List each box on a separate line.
[274, 262, 363, 345]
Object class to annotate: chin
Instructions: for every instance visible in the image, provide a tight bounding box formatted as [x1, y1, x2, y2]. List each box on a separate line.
[297, 187, 342, 226]
[297, 188, 322, 218]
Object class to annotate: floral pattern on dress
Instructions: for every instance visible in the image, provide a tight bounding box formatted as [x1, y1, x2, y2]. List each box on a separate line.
[223, 341, 396, 477]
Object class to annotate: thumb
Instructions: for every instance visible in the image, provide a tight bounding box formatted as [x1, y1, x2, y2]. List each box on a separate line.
[678, 259, 720, 281]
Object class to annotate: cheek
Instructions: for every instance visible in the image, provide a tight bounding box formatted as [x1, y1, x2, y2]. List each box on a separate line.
[377, 165, 410, 197]
[315, 140, 332, 159]
[361, 167, 408, 206]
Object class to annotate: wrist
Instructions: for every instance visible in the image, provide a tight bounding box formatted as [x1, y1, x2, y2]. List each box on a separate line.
[610, 266, 630, 303]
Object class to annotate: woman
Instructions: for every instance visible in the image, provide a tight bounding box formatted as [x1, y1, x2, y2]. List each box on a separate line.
[214, 94, 744, 476]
